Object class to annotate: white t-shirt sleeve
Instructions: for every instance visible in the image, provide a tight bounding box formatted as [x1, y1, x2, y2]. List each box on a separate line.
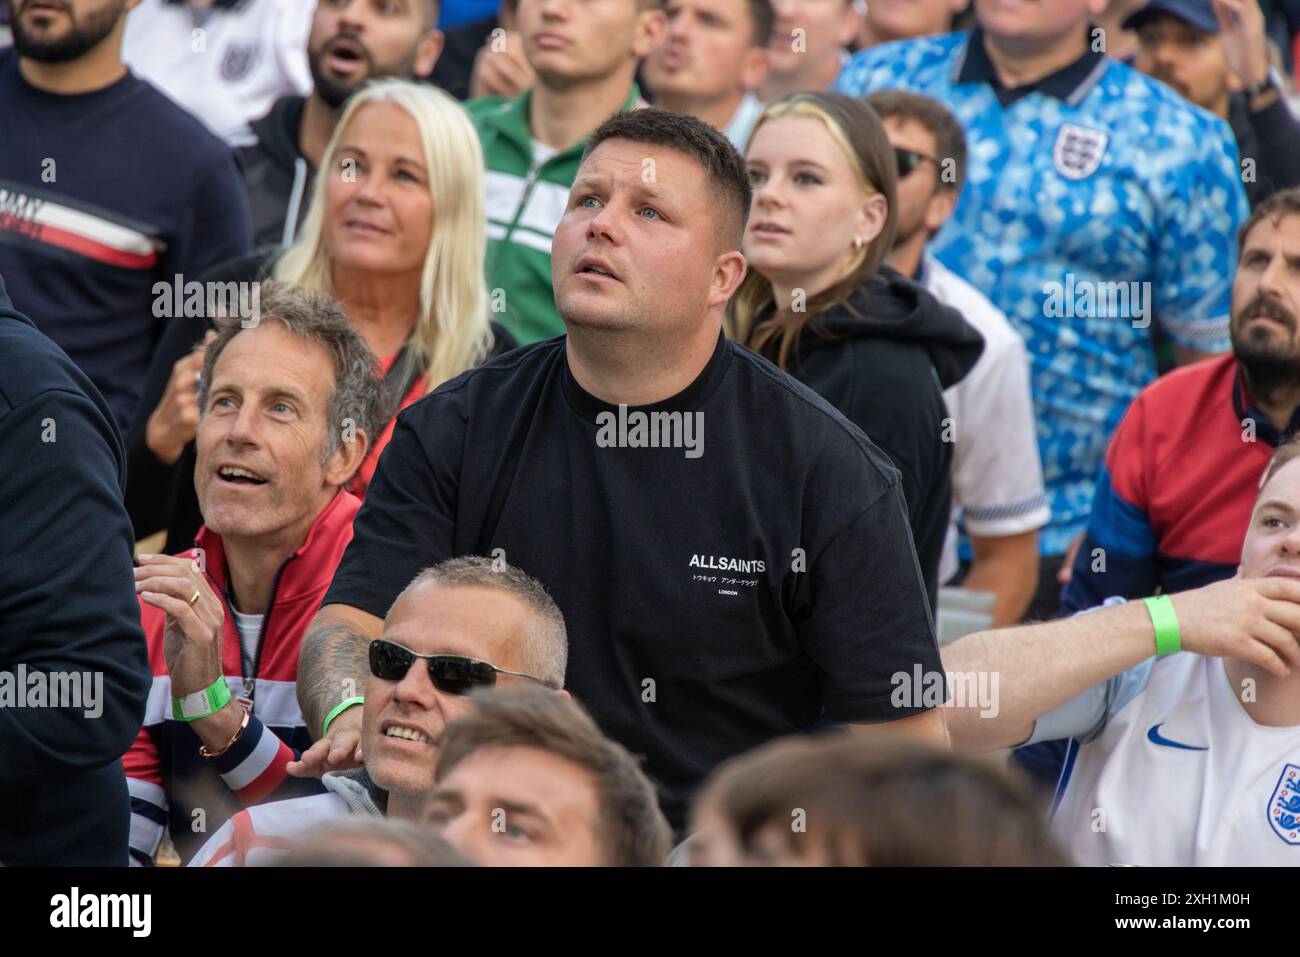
[1025, 656, 1158, 745]
[929, 258, 1049, 540]
[276, 0, 314, 97]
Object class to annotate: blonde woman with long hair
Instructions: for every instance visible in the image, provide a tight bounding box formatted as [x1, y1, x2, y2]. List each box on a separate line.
[127, 80, 511, 552]
[730, 91, 982, 606]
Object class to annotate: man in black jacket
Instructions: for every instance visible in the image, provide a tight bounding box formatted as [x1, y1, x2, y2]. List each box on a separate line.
[0, 274, 152, 866]
[242, 0, 444, 247]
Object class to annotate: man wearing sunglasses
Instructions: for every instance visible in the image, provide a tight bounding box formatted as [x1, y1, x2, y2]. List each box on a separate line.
[867, 88, 1048, 630]
[190, 557, 568, 866]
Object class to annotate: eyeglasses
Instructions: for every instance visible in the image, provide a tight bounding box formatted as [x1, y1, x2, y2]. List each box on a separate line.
[369, 638, 552, 694]
[894, 147, 940, 179]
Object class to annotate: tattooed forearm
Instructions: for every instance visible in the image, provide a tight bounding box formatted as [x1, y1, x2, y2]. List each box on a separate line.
[297, 613, 375, 738]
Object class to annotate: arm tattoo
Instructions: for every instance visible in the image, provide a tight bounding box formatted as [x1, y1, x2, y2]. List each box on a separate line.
[298, 621, 371, 739]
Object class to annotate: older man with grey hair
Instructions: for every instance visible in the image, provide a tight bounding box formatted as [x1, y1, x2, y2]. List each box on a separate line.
[188, 556, 569, 866]
[125, 280, 388, 865]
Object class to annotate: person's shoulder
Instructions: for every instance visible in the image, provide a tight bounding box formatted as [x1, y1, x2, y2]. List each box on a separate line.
[402, 337, 565, 420]
[724, 340, 905, 488]
[925, 259, 1023, 357]
[1096, 59, 1236, 143]
[1130, 352, 1235, 414]
[0, 309, 99, 418]
[463, 93, 512, 122]
[119, 71, 241, 160]
[840, 31, 966, 87]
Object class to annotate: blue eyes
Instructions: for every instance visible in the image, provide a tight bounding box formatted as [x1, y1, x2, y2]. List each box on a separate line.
[577, 197, 662, 220]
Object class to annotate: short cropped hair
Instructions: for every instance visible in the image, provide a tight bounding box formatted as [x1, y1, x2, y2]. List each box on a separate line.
[396, 557, 569, 688]
[199, 280, 387, 466]
[863, 88, 967, 194]
[695, 733, 1069, 866]
[1238, 186, 1300, 253]
[276, 817, 475, 867]
[583, 107, 752, 251]
[434, 686, 672, 866]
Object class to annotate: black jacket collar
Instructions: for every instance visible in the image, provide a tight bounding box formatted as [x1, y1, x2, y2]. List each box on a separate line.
[954, 26, 1108, 107]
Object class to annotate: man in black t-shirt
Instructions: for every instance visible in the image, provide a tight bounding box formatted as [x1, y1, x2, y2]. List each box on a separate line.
[296, 108, 947, 827]
[0, 0, 252, 430]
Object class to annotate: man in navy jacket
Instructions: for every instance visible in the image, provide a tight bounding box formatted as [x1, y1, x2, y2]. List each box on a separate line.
[0, 273, 151, 865]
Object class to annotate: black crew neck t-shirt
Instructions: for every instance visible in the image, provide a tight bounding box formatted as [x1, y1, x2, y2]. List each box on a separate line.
[325, 333, 943, 827]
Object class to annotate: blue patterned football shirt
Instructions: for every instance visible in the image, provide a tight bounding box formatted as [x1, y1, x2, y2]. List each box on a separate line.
[836, 30, 1249, 555]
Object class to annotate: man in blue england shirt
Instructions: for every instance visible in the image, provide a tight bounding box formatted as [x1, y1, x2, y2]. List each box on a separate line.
[835, 0, 1250, 619]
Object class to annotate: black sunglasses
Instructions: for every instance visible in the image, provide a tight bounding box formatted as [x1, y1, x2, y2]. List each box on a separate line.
[369, 638, 551, 694]
[894, 147, 940, 178]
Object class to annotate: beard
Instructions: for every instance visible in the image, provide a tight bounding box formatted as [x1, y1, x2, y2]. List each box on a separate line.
[1232, 294, 1300, 405]
[309, 31, 419, 110]
[12, 0, 126, 64]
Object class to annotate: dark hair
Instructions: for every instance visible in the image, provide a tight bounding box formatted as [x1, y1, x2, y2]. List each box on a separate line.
[863, 88, 967, 194]
[583, 107, 752, 251]
[434, 686, 672, 866]
[1238, 186, 1300, 253]
[747, 0, 775, 48]
[729, 92, 899, 370]
[199, 280, 388, 466]
[695, 733, 1069, 866]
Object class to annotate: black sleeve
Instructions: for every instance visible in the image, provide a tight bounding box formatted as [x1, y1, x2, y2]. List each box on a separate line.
[323, 398, 466, 617]
[1249, 96, 1300, 197]
[124, 249, 279, 538]
[123, 310, 210, 537]
[488, 321, 519, 359]
[0, 388, 151, 791]
[803, 481, 943, 722]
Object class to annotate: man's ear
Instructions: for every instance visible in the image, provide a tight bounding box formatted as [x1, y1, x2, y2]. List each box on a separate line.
[708, 249, 748, 310]
[740, 47, 770, 92]
[837, 0, 864, 47]
[415, 29, 446, 77]
[324, 428, 371, 489]
[633, 7, 668, 58]
[923, 188, 958, 235]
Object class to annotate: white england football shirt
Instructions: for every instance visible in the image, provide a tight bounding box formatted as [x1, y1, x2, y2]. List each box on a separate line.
[123, 0, 313, 145]
[1028, 652, 1300, 865]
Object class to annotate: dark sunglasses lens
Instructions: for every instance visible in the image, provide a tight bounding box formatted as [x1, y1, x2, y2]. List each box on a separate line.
[370, 640, 413, 680]
[894, 148, 921, 177]
[429, 657, 498, 696]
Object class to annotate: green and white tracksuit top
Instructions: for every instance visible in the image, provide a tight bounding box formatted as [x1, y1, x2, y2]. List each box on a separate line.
[465, 86, 641, 345]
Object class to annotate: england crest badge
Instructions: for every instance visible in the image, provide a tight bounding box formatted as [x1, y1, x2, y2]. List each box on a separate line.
[1267, 763, 1300, 845]
[1053, 124, 1109, 180]
[220, 40, 262, 83]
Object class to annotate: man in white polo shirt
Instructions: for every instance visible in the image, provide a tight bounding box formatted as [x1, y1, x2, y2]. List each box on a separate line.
[868, 87, 1048, 628]
[943, 438, 1300, 865]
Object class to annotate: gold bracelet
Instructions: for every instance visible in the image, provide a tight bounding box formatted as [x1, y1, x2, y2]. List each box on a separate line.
[199, 706, 250, 759]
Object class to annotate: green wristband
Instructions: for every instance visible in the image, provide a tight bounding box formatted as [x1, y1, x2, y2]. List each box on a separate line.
[322, 696, 365, 738]
[1144, 595, 1181, 656]
[172, 676, 232, 721]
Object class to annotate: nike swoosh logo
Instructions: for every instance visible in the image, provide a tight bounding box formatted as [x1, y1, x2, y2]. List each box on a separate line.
[1147, 723, 1208, 751]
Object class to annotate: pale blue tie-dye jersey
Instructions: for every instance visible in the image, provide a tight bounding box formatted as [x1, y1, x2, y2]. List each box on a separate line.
[835, 32, 1249, 555]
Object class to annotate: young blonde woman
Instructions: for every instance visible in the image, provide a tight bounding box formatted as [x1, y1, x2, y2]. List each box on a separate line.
[127, 80, 511, 552]
[729, 91, 983, 606]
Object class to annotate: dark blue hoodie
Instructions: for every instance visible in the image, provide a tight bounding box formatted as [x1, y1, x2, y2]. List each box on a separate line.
[0, 274, 152, 865]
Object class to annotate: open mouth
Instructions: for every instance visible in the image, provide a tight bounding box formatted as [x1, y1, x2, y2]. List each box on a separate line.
[751, 223, 791, 236]
[577, 257, 621, 282]
[383, 725, 432, 745]
[325, 37, 368, 73]
[217, 466, 268, 486]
